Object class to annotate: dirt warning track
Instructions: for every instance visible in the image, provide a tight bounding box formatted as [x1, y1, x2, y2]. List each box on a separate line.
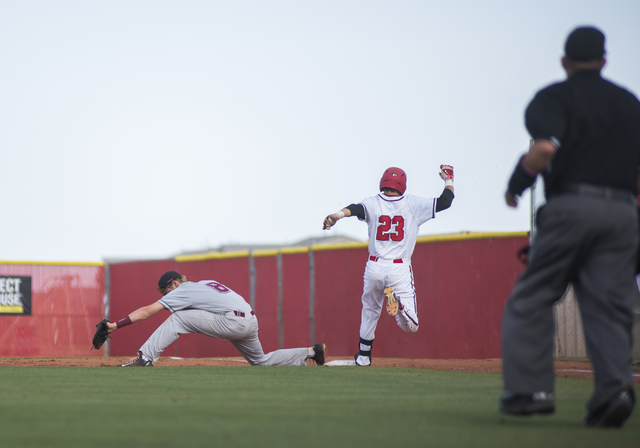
[2, 356, 637, 382]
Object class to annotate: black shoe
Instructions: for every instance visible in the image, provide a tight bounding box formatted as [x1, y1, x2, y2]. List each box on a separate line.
[585, 388, 635, 428]
[311, 344, 326, 365]
[117, 352, 153, 367]
[499, 392, 555, 415]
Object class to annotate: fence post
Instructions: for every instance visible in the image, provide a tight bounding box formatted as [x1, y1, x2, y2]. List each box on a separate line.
[308, 248, 315, 345]
[104, 262, 110, 357]
[249, 251, 256, 310]
[277, 252, 284, 349]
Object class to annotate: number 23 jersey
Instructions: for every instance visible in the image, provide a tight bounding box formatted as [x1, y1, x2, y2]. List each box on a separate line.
[359, 193, 436, 260]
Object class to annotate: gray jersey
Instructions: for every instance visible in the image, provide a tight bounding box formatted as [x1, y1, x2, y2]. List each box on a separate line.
[142, 279, 309, 366]
[159, 280, 252, 315]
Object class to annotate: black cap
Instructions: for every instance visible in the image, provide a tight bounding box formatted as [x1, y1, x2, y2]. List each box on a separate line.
[564, 26, 605, 61]
[158, 271, 181, 289]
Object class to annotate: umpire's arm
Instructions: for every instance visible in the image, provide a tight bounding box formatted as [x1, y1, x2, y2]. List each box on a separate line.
[505, 139, 557, 207]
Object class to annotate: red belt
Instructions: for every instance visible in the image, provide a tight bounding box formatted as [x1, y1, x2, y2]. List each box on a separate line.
[234, 310, 255, 318]
[369, 255, 403, 264]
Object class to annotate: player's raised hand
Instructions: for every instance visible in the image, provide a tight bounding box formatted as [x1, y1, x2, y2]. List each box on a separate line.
[439, 165, 454, 181]
[439, 165, 454, 188]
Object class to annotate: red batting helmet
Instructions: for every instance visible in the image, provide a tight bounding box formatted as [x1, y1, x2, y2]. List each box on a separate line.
[379, 167, 407, 195]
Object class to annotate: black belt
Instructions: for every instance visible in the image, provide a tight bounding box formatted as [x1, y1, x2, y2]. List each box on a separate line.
[559, 183, 635, 204]
[233, 310, 255, 318]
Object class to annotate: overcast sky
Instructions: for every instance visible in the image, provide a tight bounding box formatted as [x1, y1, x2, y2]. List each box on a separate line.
[1, 1, 639, 262]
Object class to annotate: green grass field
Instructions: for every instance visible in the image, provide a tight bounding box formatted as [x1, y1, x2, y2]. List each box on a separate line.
[0, 365, 638, 447]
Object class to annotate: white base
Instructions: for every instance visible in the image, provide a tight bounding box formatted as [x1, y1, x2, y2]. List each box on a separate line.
[325, 359, 357, 366]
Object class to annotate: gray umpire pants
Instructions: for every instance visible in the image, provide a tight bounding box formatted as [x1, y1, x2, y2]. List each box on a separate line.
[139, 309, 309, 366]
[502, 194, 637, 413]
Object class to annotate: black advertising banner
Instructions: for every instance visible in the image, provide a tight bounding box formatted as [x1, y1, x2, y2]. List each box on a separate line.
[0, 276, 32, 315]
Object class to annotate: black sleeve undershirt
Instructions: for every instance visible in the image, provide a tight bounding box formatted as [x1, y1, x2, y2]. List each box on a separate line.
[346, 190, 453, 219]
[346, 203, 365, 220]
[435, 188, 454, 212]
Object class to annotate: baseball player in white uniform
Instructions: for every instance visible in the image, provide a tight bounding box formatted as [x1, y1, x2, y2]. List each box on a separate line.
[323, 166, 454, 366]
[105, 271, 326, 366]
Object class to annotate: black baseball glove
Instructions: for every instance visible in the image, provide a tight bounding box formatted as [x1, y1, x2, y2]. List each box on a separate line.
[91, 318, 111, 350]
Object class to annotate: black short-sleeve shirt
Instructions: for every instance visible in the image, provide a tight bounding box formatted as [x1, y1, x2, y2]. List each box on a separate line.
[525, 70, 640, 197]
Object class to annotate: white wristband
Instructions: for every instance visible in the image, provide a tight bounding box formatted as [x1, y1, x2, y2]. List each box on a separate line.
[444, 179, 453, 187]
[337, 211, 345, 219]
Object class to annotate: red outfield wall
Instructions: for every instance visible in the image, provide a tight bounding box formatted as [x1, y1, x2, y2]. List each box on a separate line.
[107, 233, 528, 360]
[0, 262, 105, 357]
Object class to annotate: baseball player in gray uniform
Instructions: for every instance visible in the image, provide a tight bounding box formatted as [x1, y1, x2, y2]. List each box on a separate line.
[323, 166, 454, 366]
[106, 271, 326, 366]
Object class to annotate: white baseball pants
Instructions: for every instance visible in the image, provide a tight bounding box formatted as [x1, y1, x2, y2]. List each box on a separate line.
[359, 259, 419, 342]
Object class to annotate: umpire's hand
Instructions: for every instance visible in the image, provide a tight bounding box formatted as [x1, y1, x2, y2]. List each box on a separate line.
[505, 191, 518, 208]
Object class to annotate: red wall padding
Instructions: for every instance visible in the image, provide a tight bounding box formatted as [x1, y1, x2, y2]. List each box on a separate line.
[107, 236, 528, 360]
[251, 255, 279, 352]
[281, 253, 311, 349]
[314, 247, 370, 354]
[0, 264, 105, 357]
[108, 259, 177, 356]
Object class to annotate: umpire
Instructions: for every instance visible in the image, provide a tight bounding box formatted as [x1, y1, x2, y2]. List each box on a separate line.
[501, 26, 640, 428]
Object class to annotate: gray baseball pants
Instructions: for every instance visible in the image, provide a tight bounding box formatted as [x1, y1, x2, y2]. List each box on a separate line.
[502, 194, 637, 413]
[139, 309, 309, 366]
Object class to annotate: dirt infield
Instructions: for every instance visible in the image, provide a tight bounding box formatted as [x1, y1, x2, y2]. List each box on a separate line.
[2, 357, 637, 382]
